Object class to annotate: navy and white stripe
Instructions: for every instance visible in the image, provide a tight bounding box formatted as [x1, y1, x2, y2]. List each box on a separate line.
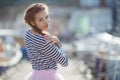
[24, 29, 68, 70]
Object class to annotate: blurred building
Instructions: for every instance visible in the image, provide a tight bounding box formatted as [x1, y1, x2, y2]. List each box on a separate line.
[79, 0, 114, 8]
[115, 0, 120, 31]
[78, 0, 120, 33]
[68, 0, 114, 37]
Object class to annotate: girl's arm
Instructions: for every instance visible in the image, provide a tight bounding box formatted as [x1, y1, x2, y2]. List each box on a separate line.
[41, 41, 68, 67]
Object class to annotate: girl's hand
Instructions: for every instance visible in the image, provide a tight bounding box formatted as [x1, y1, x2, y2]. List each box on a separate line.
[43, 33, 61, 48]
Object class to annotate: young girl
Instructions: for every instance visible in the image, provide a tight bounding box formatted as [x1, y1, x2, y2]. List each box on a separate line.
[24, 3, 68, 80]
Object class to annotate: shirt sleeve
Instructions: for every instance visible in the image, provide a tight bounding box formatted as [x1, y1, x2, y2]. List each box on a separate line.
[41, 41, 68, 67]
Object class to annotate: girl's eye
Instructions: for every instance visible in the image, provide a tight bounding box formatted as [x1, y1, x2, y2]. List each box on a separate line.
[39, 19, 42, 22]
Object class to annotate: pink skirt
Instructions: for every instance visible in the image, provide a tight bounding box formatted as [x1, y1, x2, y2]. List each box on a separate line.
[25, 69, 65, 80]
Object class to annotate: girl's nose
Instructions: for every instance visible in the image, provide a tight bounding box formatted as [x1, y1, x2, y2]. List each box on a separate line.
[45, 19, 49, 23]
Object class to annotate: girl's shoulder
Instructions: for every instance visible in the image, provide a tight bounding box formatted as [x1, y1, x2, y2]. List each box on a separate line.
[25, 28, 45, 41]
[25, 28, 43, 37]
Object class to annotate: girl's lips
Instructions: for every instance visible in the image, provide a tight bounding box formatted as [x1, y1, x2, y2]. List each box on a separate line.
[45, 24, 48, 28]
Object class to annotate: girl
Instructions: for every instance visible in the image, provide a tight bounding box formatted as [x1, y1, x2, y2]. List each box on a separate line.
[24, 3, 68, 80]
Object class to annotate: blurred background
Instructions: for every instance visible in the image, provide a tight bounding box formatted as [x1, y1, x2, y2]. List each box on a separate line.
[0, 0, 120, 80]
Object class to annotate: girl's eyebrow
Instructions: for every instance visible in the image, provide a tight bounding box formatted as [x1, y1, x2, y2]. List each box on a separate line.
[35, 17, 43, 20]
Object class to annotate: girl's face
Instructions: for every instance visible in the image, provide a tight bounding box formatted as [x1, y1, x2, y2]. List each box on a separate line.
[32, 10, 50, 31]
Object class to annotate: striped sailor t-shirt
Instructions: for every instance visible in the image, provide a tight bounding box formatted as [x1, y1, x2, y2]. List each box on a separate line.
[24, 29, 68, 70]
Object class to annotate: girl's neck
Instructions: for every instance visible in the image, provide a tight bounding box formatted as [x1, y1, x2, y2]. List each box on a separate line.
[31, 28, 48, 36]
[32, 26, 45, 35]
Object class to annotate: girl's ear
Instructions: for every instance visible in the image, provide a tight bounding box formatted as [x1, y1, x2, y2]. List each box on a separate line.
[30, 21, 35, 26]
